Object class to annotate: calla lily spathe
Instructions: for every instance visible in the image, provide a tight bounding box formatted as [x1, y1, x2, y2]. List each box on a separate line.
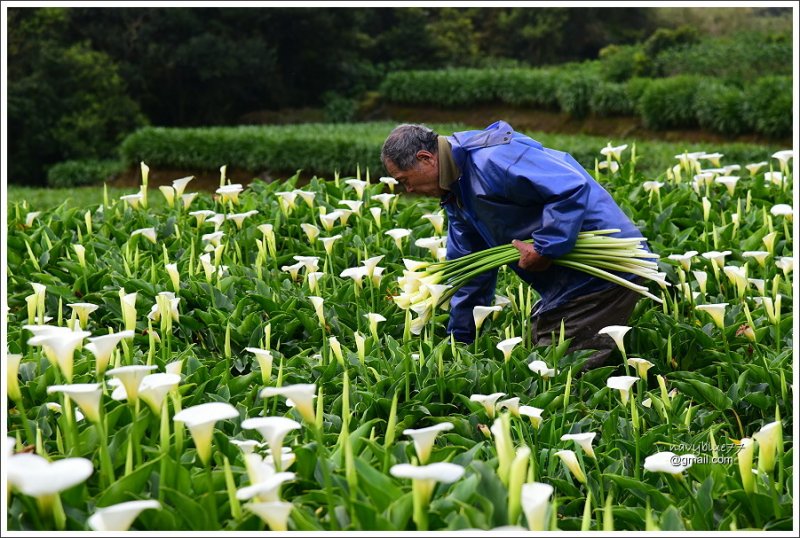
[606, 375, 639, 406]
[695, 303, 728, 330]
[473, 305, 502, 331]
[174, 402, 239, 465]
[88, 499, 161, 531]
[561, 432, 597, 459]
[8, 454, 94, 499]
[752, 421, 781, 474]
[553, 449, 587, 484]
[27, 329, 91, 382]
[7, 352, 23, 401]
[402, 422, 454, 464]
[138, 373, 181, 416]
[518, 405, 544, 429]
[469, 392, 505, 418]
[496, 336, 523, 362]
[47, 383, 103, 423]
[643, 451, 696, 475]
[421, 213, 445, 235]
[260, 384, 317, 425]
[245, 501, 294, 531]
[627, 357, 654, 379]
[528, 360, 556, 379]
[105, 365, 158, 404]
[241, 417, 302, 469]
[597, 325, 631, 355]
[521, 482, 554, 531]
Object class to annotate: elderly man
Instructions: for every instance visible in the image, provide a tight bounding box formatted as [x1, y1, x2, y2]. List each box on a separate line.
[381, 121, 647, 370]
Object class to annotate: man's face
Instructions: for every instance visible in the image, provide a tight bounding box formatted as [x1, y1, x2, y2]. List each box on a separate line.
[385, 150, 446, 197]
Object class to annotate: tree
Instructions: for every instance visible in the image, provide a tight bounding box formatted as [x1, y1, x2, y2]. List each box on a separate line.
[7, 8, 146, 184]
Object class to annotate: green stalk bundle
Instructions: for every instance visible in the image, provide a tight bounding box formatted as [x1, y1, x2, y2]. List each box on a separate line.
[409, 229, 664, 309]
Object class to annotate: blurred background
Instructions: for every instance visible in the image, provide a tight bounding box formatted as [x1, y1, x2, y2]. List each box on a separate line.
[5, 6, 794, 192]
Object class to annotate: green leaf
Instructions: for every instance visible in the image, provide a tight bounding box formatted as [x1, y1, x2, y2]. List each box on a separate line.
[161, 486, 209, 531]
[605, 474, 672, 511]
[95, 455, 162, 506]
[671, 379, 733, 411]
[353, 457, 403, 512]
[659, 505, 686, 531]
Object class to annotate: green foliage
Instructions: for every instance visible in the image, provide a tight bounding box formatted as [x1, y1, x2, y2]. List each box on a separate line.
[742, 76, 793, 139]
[693, 81, 747, 136]
[496, 69, 563, 109]
[110, 122, 785, 184]
[46, 159, 126, 188]
[598, 44, 642, 82]
[555, 68, 602, 119]
[639, 76, 703, 130]
[7, 9, 147, 185]
[654, 31, 793, 81]
[625, 78, 654, 114]
[590, 82, 635, 117]
[117, 123, 468, 177]
[643, 25, 700, 58]
[322, 93, 359, 124]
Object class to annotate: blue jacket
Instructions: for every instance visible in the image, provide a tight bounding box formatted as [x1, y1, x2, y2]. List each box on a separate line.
[441, 121, 646, 343]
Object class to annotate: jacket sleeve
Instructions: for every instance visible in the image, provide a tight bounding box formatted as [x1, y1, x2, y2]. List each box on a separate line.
[444, 205, 498, 344]
[498, 147, 590, 258]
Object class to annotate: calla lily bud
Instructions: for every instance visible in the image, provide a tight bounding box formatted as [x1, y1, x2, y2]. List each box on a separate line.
[8, 353, 23, 401]
[737, 438, 755, 494]
[508, 446, 531, 525]
[490, 413, 515, 486]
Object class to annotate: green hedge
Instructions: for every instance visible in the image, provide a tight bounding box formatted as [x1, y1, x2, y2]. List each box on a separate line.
[694, 80, 747, 136]
[743, 76, 793, 139]
[639, 75, 704, 130]
[117, 122, 785, 182]
[46, 159, 125, 188]
[119, 123, 467, 178]
[380, 67, 791, 138]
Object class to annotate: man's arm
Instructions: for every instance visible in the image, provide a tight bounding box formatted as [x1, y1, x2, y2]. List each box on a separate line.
[501, 148, 591, 258]
[444, 206, 498, 344]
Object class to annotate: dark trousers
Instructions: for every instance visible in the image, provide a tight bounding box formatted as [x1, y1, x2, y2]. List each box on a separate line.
[531, 283, 643, 371]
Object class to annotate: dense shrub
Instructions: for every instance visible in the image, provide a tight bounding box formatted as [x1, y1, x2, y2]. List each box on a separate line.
[742, 76, 792, 139]
[654, 32, 793, 81]
[380, 69, 501, 106]
[46, 159, 125, 187]
[118, 122, 785, 181]
[120, 123, 462, 177]
[496, 69, 562, 109]
[643, 25, 700, 58]
[598, 43, 641, 82]
[693, 80, 747, 136]
[323, 93, 359, 123]
[625, 77, 654, 114]
[590, 81, 635, 116]
[555, 72, 601, 119]
[639, 75, 703, 130]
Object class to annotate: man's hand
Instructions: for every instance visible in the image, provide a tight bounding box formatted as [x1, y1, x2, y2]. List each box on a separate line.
[511, 240, 552, 272]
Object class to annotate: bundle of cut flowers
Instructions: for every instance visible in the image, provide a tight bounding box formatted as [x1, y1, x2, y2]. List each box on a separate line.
[394, 229, 666, 331]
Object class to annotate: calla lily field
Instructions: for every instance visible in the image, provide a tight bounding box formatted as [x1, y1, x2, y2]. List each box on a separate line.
[4, 145, 794, 531]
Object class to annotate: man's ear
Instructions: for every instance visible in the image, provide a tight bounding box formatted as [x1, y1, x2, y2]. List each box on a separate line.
[416, 150, 434, 164]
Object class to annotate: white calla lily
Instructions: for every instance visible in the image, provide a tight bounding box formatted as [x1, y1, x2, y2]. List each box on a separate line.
[174, 402, 239, 465]
[88, 499, 161, 531]
[402, 422, 454, 464]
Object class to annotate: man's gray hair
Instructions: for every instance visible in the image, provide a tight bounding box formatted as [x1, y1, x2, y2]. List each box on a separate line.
[381, 124, 439, 171]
